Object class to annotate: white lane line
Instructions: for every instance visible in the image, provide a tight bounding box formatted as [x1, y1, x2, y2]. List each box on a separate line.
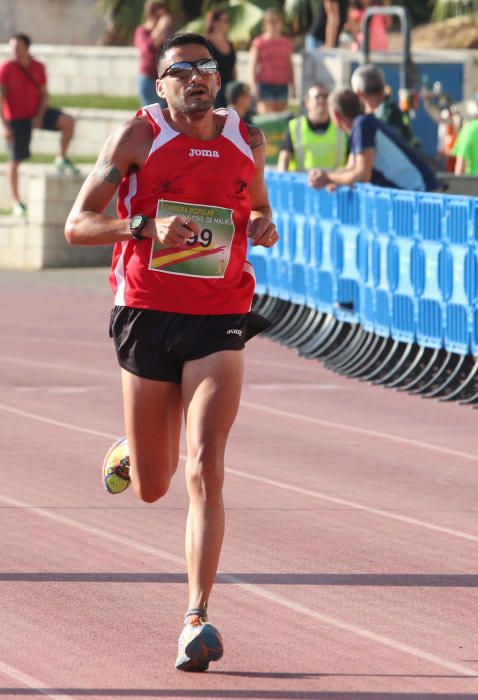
[226, 468, 478, 544]
[0, 660, 71, 700]
[241, 400, 478, 464]
[2, 355, 476, 464]
[0, 403, 117, 440]
[0, 490, 476, 678]
[219, 579, 478, 678]
[1, 352, 318, 374]
[1, 335, 106, 348]
[2, 401, 478, 544]
[245, 383, 343, 391]
[0, 356, 117, 379]
[15, 386, 104, 395]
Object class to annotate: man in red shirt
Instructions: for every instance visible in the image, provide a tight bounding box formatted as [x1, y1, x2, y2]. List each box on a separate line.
[65, 32, 278, 672]
[0, 33, 79, 217]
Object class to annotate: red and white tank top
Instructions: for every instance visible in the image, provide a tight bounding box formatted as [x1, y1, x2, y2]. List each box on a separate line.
[110, 105, 256, 314]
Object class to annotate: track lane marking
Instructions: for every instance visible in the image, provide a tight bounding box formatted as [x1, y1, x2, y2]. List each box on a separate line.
[240, 400, 478, 464]
[0, 490, 476, 678]
[0, 660, 71, 700]
[1, 404, 477, 676]
[1, 355, 476, 464]
[0, 352, 321, 374]
[226, 467, 478, 543]
[1, 402, 478, 544]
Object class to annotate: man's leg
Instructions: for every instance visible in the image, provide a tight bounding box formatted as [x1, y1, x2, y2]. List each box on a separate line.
[55, 113, 75, 159]
[181, 350, 244, 612]
[6, 160, 21, 205]
[121, 369, 183, 503]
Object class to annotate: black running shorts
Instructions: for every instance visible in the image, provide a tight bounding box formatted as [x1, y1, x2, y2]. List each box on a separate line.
[7, 108, 63, 161]
[109, 306, 270, 383]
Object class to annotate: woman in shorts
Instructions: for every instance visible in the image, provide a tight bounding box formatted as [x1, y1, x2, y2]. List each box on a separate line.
[249, 9, 294, 114]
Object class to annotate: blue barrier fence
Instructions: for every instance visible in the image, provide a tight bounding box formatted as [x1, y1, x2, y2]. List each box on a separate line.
[249, 171, 478, 356]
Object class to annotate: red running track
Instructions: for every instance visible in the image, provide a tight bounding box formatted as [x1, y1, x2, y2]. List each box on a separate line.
[0, 268, 477, 700]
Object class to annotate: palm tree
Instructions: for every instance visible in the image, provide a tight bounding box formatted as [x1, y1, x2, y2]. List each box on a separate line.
[98, 0, 188, 45]
[432, 0, 478, 21]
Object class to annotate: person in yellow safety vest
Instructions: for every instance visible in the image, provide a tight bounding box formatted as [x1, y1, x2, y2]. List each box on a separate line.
[277, 83, 348, 172]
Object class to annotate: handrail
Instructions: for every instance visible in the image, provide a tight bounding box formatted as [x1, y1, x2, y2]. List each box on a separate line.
[361, 5, 414, 92]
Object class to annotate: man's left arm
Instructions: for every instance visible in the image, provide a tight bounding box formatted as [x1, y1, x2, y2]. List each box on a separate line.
[33, 85, 48, 127]
[33, 63, 48, 128]
[246, 124, 279, 248]
[309, 149, 374, 189]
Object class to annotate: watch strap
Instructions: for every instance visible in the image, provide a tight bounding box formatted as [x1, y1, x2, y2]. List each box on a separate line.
[130, 214, 148, 241]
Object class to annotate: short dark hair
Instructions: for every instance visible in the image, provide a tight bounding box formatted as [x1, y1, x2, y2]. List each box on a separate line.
[157, 33, 213, 72]
[225, 80, 248, 105]
[10, 33, 31, 48]
[329, 88, 362, 120]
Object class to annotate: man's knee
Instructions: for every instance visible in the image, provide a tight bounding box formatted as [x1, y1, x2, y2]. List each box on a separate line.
[57, 113, 75, 133]
[131, 459, 175, 503]
[133, 475, 170, 503]
[186, 455, 224, 500]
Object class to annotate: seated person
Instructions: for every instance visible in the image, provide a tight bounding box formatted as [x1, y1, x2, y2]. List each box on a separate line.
[225, 80, 255, 122]
[351, 63, 416, 146]
[277, 82, 347, 172]
[309, 88, 437, 192]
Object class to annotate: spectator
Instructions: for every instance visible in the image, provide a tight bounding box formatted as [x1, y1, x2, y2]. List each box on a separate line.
[204, 9, 236, 109]
[308, 88, 437, 192]
[351, 63, 416, 145]
[347, 0, 390, 52]
[134, 1, 173, 107]
[0, 33, 79, 218]
[453, 116, 478, 175]
[225, 80, 255, 122]
[278, 83, 347, 172]
[249, 8, 294, 114]
[307, 0, 349, 49]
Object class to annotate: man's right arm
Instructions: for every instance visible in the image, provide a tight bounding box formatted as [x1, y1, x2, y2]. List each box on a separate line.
[65, 117, 152, 246]
[277, 127, 294, 172]
[0, 75, 13, 141]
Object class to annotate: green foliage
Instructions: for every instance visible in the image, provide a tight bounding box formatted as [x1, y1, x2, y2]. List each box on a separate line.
[431, 0, 478, 21]
[97, 0, 187, 44]
[97, 0, 145, 44]
[282, 0, 318, 33]
[182, 1, 273, 45]
[49, 94, 140, 110]
[397, 0, 434, 23]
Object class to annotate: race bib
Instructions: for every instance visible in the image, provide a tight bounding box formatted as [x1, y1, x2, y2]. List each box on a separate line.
[149, 199, 235, 278]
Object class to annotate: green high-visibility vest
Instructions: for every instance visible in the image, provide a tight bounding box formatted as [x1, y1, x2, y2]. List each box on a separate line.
[288, 116, 347, 172]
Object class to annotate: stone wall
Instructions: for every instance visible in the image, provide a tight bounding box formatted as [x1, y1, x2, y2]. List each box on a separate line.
[0, 45, 298, 97]
[0, 165, 113, 269]
[0, 0, 108, 45]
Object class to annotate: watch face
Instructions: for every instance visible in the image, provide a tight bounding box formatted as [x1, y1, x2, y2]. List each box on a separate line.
[130, 215, 143, 229]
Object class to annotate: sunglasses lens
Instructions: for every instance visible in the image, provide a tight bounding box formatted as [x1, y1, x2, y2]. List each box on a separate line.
[162, 59, 218, 79]
[196, 59, 217, 74]
[166, 61, 192, 77]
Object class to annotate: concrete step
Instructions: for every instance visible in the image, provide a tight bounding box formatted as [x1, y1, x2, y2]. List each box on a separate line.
[0, 164, 114, 269]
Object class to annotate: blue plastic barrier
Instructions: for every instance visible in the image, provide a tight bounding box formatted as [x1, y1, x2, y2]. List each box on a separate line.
[252, 171, 478, 356]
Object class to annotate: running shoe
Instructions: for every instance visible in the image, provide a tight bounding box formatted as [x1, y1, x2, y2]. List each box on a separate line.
[175, 610, 223, 672]
[12, 202, 27, 218]
[102, 436, 131, 494]
[54, 156, 80, 175]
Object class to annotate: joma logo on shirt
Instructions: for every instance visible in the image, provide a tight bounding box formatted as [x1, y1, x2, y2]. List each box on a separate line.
[188, 148, 220, 158]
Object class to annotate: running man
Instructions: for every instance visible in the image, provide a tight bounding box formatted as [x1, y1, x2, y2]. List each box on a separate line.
[65, 33, 278, 672]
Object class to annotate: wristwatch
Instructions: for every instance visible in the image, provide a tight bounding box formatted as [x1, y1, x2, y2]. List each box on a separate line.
[129, 214, 148, 241]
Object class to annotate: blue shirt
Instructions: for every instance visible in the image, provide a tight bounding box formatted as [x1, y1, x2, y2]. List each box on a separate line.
[350, 114, 437, 191]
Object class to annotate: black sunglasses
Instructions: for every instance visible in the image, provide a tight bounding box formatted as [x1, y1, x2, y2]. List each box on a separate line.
[159, 58, 219, 80]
